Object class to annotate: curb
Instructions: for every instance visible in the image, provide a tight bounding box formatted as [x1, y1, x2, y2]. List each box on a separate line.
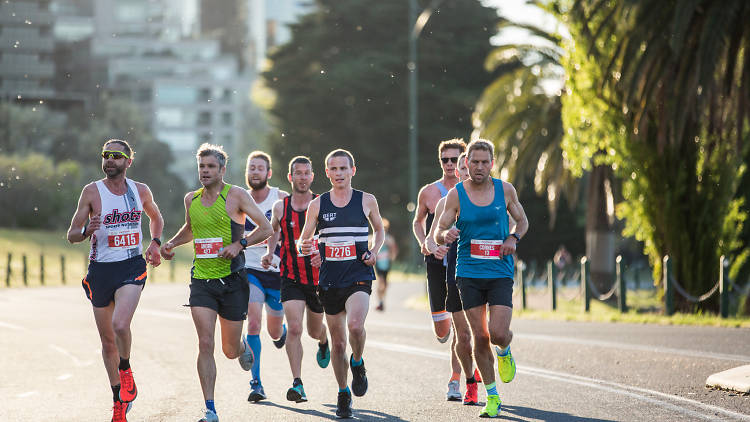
[706, 365, 750, 393]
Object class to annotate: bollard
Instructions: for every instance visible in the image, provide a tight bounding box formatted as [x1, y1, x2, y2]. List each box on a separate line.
[663, 255, 674, 316]
[519, 262, 526, 310]
[719, 255, 729, 319]
[61, 255, 66, 285]
[22, 254, 28, 286]
[548, 260, 556, 311]
[40, 254, 45, 286]
[5, 253, 11, 287]
[581, 257, 590, 312]
[617, 255, 627, 312]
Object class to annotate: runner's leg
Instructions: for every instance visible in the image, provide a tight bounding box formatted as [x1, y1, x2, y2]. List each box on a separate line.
[246, 301, 263, 381]
[111, 284, 143, 360]
[306, 306, 327, 343]
[191, 306, 218, 401]
[325, 311, 349, 389]
[218, 316, 246, 359]
[92, 303, 119, 386]
[345, 291, 369, 362]
[487, 305, 513, 349]
[465, 304, 495, 385]
[283, 299, 306, 379]
[452, 310, 474, 376]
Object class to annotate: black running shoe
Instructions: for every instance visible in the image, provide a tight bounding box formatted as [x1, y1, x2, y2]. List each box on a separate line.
[273, 324, 287, 349]
[350, 354, 368, 397]
[336, 390, 353, 419]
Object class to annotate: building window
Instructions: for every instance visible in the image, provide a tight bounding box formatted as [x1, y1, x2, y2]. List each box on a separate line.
[200, 131, 212, 142]
[221, 88, 232, 103]
[198, 111, 211, 126]
[198, 88, 211, 102]
[221, 112, 232, 125]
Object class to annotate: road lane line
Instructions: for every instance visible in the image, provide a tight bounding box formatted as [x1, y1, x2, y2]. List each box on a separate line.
[0, 321, 26, 331]
[367, 340, 750, 421]
[49, 345, 93, 367]
[367, 320, 750, 363]
[17, 391, 38, 398]
[57, 374, 72, 381]
[138, 309, 191, 320]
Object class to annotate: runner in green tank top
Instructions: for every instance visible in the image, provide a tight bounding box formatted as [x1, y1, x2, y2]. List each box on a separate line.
[160, 144, 273, 422]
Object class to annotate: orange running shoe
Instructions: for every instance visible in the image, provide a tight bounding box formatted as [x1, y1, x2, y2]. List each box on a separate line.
[111, 400, 127, 422]
[118, 368, 137, 403]
[464, 380, 479, 405]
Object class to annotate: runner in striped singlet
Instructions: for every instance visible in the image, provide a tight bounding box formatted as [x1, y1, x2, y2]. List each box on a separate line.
[262, 156, 330, 403]
[160, 144, 273, 422]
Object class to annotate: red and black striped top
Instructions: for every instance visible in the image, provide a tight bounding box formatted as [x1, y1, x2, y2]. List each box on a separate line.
[279, 194, 319, 285]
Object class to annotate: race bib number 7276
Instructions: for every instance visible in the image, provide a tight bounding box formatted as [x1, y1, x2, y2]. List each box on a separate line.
[325, 240, 356, 261]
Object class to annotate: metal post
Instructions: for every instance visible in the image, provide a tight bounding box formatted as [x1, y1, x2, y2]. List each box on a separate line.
[22, 254, 27, 286]
[518, 261, 526, 310]
[548, 260, 556, 310]
[719, 255, 729, 319]
[616, 255, 626, 312]
[40, 254, 44, 286]
[61, 255, 66, 285]
[581, 257, 590, 312]
[5, 253, 11, 287]
[663, 255, 674, 316]
[408, 0, 419, 269]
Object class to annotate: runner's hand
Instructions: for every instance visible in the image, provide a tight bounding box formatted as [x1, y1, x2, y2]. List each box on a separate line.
[433, 245, 449, 260]
[420, 241, 431, 256]
[500, 237, 517, 256]
[444, 227, 460, 244]
[145, 241, 161, 267]
[160, 242, 175, 260]
[362, 250, 376, 266]
[218, 242, 243, 259]
[311, 252, 321, 267]
[261, 253, 276, 269]
[299, 238, 313, 255]
[86, 214, 101, 236]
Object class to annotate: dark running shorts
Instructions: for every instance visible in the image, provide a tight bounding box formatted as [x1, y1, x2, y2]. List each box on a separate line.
[189, 271, 249, 321]
[426, 262, 447, 313]
[82, 255, 147, 308]
[455, 277, 514, 310]
[280, 277, 323, 314]
[318, 281, 372, 315]
[445, 280, 464, 313]
[375, 268, 389, 280]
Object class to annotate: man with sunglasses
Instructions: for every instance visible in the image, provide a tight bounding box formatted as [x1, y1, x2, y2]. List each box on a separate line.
[67, 139, 164, 422]
[412, 138, 467, 401]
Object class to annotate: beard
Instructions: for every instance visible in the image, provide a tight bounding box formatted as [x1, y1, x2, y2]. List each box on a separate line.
[248, 177, 268, 191]
[103, 164, 125, 178]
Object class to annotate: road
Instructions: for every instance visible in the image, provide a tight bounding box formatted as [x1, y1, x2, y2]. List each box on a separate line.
[1, 280, 749, 421]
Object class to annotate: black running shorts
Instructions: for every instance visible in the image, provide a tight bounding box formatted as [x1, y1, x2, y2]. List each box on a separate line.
[189, 271, 249, 321]
[455, 277, 513, 310]
[426, 261, 448, 313]
[445, 280, 464, 313]
[280, 277, 323, 314]
[82, 255, 147, 308]
[318, 281, 372, 315]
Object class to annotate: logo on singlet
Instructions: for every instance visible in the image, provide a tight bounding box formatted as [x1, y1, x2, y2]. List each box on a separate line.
[103, 209, 142, 225]
[322, 212, 337, 222]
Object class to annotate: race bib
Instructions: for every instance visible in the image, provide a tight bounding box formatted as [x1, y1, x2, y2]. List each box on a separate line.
[195, 237, 224, 258]
[470, 239, 503, 259]
[296, 235, 319, 257]
[107, 228, 140, 250]
[325, 240, 356, 261]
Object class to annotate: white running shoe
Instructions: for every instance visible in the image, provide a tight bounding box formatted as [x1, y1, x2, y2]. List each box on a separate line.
[238, 336, 254, 371]
[446, 380, 462, 401]
[198, 409, 218, 422]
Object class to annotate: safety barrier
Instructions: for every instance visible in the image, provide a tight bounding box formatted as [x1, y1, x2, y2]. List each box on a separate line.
[663, 255, 741, 318]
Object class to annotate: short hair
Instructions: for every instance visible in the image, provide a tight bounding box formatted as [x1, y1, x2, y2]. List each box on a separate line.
[288, 155, 312, 174]
[103, 139, 134, 158]
[466, 139, 494, 161]
[458, 152, 467, 166]
[438, 138, 466, 159]
[247, 151, 271, 172]
[325, 149, 355, 168]
[196, 143, 228, 168]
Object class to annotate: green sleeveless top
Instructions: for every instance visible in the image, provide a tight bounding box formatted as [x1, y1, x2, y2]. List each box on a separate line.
[189, 183, 245, 279]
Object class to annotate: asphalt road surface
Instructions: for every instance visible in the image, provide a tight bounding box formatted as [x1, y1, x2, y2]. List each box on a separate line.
[1, 280, 749, 421]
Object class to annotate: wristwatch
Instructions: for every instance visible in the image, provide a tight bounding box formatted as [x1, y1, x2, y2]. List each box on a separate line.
[80, 223, 88, 237]
[152, 237, 162, 246]
[510, 233, 521, 243]
[239, 238, 248, 249]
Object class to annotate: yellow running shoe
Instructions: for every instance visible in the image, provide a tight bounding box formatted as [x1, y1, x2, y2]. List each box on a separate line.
[479, 394, 501, 418]
[496, 345, 516, 383]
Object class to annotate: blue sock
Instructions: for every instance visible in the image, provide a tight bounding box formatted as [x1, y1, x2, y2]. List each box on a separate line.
[485, 382, 498, 396]
[339, 386, 351, 394]
[246, 334, 261, 381]
[205, 400, 216, 414]
[496, 345, 510, 357]
[350, 355, 363, 367]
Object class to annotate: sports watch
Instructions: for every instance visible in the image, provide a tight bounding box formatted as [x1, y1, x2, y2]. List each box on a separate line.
[239, 238, 248, 249]
[509, 233, 521, 243]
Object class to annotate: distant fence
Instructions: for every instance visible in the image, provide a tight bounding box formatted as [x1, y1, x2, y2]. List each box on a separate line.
[515, 255, 748, 318]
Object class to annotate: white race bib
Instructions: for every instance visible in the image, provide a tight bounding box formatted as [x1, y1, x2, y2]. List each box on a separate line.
[107, 228, 140, 251]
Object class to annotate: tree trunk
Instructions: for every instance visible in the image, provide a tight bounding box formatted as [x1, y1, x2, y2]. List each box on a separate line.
[585, 164, 616, 296]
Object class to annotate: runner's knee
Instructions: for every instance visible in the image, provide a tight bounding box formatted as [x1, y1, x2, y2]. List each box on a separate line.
[246, 318, 261, 334]
[489, 330, 511, 347]
[473, 332, 490, 348]
[287, 320, 303, 338]
[198, 336, 214, 354]
[331, 338, 347, 355]
[347, 319, 365, 338]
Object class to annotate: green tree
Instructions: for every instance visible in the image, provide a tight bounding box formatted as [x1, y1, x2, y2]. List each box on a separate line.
[559, 0, 750, 312]
[261, 0, 499, 254]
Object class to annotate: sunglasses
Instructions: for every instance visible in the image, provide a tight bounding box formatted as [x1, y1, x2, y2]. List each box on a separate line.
[440, 157, 459, 164]
[101, 150, 130, 160]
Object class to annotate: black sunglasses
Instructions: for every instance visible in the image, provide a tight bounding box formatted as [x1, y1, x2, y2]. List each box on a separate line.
[440, 157, 458, 164]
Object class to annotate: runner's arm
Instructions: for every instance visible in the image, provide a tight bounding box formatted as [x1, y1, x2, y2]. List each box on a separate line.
[363, 193, 385, 266]
[426, 197, 449, 258]
[435, 189, 460, 245]
[137, 183, 164, 266]
[161, 192, 194, 259]
[261, 200, 283, 269]
[412, 185, 433, 254]
[66, 184, 97, 243]
[505, 182, 528, 238]
[237, 188, 273, 247]
[298, 197, 320, 255]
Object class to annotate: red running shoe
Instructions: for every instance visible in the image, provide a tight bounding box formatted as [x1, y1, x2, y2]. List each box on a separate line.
[111, 400, 128, 422]
[118, 368, 137, 403]
[464, 380, 479, 405]
[474, 368, 482, 384]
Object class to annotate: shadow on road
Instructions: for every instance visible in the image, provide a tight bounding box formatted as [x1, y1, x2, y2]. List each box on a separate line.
[252, 401, 408, 421]
[501, 404, 617, 421]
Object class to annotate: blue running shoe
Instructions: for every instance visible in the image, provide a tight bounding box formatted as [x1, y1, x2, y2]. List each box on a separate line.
[317, 341, 330, 368]
[248, 379, 266, 402]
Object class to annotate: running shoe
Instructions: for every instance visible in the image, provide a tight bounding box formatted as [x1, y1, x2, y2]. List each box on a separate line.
[479, 394, 501, 418]
[350, 354, 368, 397]
[316, 341, 330, 368]
[198, 409, 218, 422]
[118, 368, 137, 403]
[247, 379, 266, 402]
[238, 336, 254, 371]
[446, 379, 462, 401]
[273, 324, 287, 349]
[474, 368, 483, 384]
[111, 400, 127, 422]
[286, 383, 308, 403]
[375, 302, 384, 311]
[336, 390, 353, 419]
[464, 380, 479, 405]
[496, 345, 516, 383]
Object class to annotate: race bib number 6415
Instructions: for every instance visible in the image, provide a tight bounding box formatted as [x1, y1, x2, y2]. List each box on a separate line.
[108, 229, 140, 250]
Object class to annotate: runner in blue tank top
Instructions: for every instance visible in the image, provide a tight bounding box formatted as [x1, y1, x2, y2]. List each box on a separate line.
[298, 149, 386, 419]
[435, 140, 529, 419]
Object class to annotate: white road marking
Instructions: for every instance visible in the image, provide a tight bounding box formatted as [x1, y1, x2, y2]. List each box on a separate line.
[0, 320, 26, 331]
[49, 345, 93, 367]
[367, 340, 750, 421]
[57, 374, 72, 381]
[16, 391, 38, 398]
[138, 308, 191, 321]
